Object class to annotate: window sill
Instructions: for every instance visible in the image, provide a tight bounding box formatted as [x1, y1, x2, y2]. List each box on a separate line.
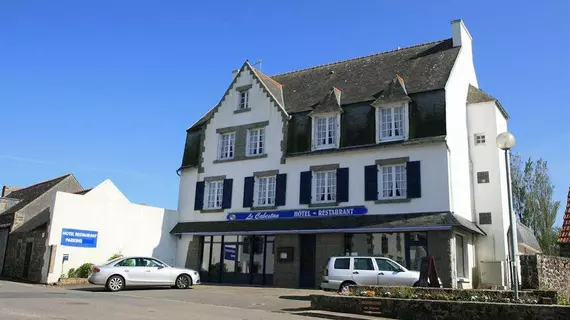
[214, 154, 267, 163]
[378, 137, 406, 144]
[200, 208, 224, 213]
[457, 278, 470, 283]
[375, 198, 411, 204]
[311, 145, 338, 152]
[309, 202, 339, 208]
[234, 108, 251, 114]
[250, 206, 278, 211]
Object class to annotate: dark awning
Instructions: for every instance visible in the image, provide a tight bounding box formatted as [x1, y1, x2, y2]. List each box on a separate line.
[171, 211, 485, 236]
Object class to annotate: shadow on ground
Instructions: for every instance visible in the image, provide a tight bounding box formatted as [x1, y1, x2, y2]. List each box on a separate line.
[278, 295, 312, 301]
[69, 286, 185, 293]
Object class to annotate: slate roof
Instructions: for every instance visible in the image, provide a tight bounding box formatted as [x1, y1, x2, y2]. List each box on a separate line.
[466, 84, 510, 119]
[557, 188, 570, 244]
[190, 38, 460, 129]
[74, 189, 92, 195]
[12, 208, 50, 233]
[0, 174, 71, 217]
[272, 39, 459, 113]
[517, 221, 541, 252]
[170, 211, 484, 235]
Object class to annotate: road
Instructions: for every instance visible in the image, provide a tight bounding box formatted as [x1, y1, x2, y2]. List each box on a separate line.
[0, 280, 319, 320]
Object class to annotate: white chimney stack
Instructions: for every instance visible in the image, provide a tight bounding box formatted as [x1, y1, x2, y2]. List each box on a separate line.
[451, 19, 472, 48]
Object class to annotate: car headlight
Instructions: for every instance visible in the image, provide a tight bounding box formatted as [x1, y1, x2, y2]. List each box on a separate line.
[194, 271, 198, 276]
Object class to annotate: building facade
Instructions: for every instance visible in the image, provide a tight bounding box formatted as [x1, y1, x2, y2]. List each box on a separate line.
[172, 20, 514, 289]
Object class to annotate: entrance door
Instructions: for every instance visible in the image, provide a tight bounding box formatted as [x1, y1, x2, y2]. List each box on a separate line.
[299, 234, 316, 288]
[22, 241, 33, 279]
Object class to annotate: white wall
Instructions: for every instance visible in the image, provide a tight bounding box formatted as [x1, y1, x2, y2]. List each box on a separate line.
[445, 20, 478, 222]
[44, 181, 178, 283]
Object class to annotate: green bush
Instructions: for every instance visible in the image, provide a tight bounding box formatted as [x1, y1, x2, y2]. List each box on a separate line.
[108, 253, 123, 261]
[558, 296, 570, 305]
[67, 268, 76, 278]
[75, 263, 94, 278]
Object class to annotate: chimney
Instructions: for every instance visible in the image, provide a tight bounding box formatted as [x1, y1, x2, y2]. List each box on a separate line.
[232, 69, 239, 81]
[1, 185, 20, 197]
[451, 19, 472, 48]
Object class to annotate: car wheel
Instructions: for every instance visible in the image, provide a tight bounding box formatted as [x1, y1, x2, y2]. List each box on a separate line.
[339, 281, 356, 292]
[106, 275, 125, 292]
[175, 274, 192, 289]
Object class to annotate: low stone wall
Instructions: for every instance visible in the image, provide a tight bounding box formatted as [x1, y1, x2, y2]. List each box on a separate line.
[311, 295, 570, 320]
[521, 254, 570, 297]
[349, 285, 557, 304]
[56, 278, 89, 286]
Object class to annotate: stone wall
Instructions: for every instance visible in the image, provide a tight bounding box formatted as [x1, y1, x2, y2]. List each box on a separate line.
[273, 234, 300, 288]
[314, 233, 344, 283]
[3, 230, 47, 282]
[560, 244, 570, 259]
[427, 230, 453, 288]
[184, 235, 202, 270]
[521, 254, 570, 297]
[311, 295, 570, 320]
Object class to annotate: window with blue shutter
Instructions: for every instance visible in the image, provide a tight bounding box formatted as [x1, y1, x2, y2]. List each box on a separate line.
[364, 165, 378, 201]
[275, 174, 287, 206]
[299, 171, 312, 204]
[406, 161, 421, 198]
[336, 168, 349, 202]
[194, 181, 205, 210]
[243, 177, 254, 207]
[222, 179, 233, 209]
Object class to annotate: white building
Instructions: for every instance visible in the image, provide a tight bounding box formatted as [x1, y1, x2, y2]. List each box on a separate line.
[172, 20, 535, 289]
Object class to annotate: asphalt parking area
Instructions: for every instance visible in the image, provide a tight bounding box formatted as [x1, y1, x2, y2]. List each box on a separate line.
[67, 283, 320, 312]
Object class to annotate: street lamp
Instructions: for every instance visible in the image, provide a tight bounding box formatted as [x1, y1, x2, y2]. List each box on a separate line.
[496, 131, 519, 300]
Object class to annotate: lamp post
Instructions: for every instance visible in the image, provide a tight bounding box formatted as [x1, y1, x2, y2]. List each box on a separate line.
[496, 131, 519, 300]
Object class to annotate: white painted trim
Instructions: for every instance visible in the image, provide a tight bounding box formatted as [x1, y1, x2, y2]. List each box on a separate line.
[374, 101, 409, 144]
[311, 113, 341, 151]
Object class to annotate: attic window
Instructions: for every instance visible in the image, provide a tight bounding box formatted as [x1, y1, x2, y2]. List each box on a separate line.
[312, 115, 339, 150]
[376, 103, 409, 143]
[238, 90, 249, 110]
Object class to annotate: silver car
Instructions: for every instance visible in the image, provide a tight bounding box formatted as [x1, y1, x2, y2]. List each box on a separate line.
[88, 256, 200, 292]
[320, 256, 420, 291]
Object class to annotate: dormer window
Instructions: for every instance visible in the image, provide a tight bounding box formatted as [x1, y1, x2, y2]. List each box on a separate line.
[312, 114, 339, 150]
[376, 102, 408, 143]
[238, 90, 249, 110]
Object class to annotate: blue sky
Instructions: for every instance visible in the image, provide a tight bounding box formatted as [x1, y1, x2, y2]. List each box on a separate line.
[1, 1, 569, 224]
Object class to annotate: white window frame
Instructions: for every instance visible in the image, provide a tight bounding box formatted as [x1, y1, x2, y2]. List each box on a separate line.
[474, 133, 486, 145]
[312, 170, 337, 204]
[378, 163, 407, 200]
[246, 127, 265, 157]
[218, 132, 235, 160]
[375, 102, 409, 143]
[455, 233, 467, 279]
[254, 175, 276, 207]
[204, 180, 224, 210]
[238, 90, 249, 110]
[311, 113, 340, 150]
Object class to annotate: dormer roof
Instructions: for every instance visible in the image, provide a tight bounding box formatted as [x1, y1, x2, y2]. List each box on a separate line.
[371, 75, 411, 107]
[309, 87, 342, 116]
[558, 188, 570, 244]
[467, 84, 510, 119]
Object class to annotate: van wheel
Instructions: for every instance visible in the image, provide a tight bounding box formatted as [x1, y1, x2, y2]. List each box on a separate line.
[339, 281, 356, 292]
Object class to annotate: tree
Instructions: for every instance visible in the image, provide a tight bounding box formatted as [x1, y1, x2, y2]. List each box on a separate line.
[510, 153, 561, 255]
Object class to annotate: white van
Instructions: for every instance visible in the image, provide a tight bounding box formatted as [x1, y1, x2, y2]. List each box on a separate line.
[320, 256, 420, 291]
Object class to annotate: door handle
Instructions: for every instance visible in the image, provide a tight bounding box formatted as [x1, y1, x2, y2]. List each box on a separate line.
[378, 272, 384, 275]
[352, 271, 359, 274]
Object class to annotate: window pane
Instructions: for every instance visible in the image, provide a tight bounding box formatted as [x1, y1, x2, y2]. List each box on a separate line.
[353, 258, 374, 270]
[375, 258, 398, 271]
[315, 171, 336, 203]
[393, 106, 404, 137]
[334, 258, 350, 270]
[456, 234, 465, 278]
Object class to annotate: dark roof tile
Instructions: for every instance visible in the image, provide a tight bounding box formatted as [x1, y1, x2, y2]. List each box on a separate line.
[371, 75, 411, 107]
[467, 84, 510, 119]
[309, 87, 343, 115]
[558, 188, 570, 244]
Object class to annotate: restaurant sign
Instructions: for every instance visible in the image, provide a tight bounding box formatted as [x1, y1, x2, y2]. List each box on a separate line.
[226, 206, 367, 221]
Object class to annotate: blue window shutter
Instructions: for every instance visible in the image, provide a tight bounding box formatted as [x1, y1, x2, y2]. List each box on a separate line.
[364, 165, 378, 201]
[243, 177, 254, 208]
[275, 174, 287, 206]
[194, 181, 205, 210]
[406, 161, 421, 199]
[336, 168, 349, 202]
[299, 171, 312, 204]
[222, 179, 233, 209]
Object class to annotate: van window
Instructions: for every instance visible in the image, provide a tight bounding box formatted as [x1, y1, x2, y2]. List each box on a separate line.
[353, 258, 374, 270]
[376, 258, 400, 271]
[334, 258, 350, 269]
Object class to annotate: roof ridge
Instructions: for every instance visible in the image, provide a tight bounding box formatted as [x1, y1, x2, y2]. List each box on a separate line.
[252, 67, 283, 87]
[271, 38, 450, 78]
[14, 173, 72, 192]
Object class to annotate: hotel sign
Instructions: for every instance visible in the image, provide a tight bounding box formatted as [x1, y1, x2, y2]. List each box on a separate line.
[226, 206, 367, 221]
